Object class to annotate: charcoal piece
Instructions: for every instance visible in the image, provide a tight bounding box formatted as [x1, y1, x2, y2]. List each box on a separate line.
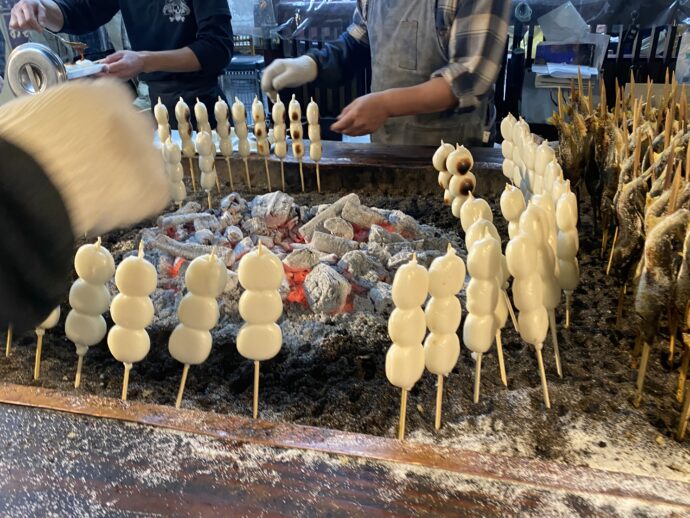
[225, 225, 243, 244]
[387, 210, 422, 239]
[341, 200, 387, 228]
[219, 211, 242, 227]
[324, 217, 354, 240]
[220, 192, 248, 212]
[250, 191, 296, 228]
[285, 248, 323, 270]
[191, 229, 215, 245]
[368, 224, 406, 245]
[152, 234, 235, 267]
[366, 242, 391, 266]
[311, 231, 359, 257]
[338, 250, 386, 280]
[242, 216, 269, 236]
[303, 264, 351, 314]
[174, 201, 202, 214]
[252, 235, 275, 249]
[354, 295, 375, 313]
[368, 281, 394, 315]
[157, 213, 219, 231]
[299, 193, 360, 241]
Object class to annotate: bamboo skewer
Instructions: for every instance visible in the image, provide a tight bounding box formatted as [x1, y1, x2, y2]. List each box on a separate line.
[548, 309, 562, 378]
[5, 325, 12, 357]
[615, 284, 626, 329]
[316, 163, 322, 193]
[678, 383, 690, 440]
[280, 160, 286, 192]
[224, 157, 234, 191]
[74, 353, 84, 389]
[606, 226, 619, 276]
[299, 160, 305, 192]
[252, 360, 261, 419]
[645, 78, 653, 118]
[434, 375, 443, 431]
[34, 333, 44, 380]
[214, 168, 222, 193]
[496, 331, 507, 387]
[565, 290, 573, 329]
[677, 344, 690, 403]
[398, 388, 408, 440]
[634, 341, 651, 408]
[473, 353, 483, 404]
[503, 290, 519, 333]
[175, 364, 190, 409]
[243, 158, 252, 192]
[207, 192, 212, 210]
[264, 158, 272, 192]
[121, 362, 132, 401]
[535, 346, 551, 409]
[187, 157, 197, 192]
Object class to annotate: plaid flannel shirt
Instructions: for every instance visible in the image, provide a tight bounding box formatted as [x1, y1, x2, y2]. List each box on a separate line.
[346, 0, 510, 110]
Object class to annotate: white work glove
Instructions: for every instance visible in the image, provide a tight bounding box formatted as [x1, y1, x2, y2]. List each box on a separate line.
[0, 79, 170, 237]
[261, 56, 318, 100]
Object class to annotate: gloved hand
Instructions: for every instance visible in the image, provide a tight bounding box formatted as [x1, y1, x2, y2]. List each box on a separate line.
[0, 79, 170, 237]
[261, 56, 318, 100]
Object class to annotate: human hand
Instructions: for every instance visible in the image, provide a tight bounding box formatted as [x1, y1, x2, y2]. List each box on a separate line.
[9, 0, 48, 32]
[331, 93, 390, 136]
[261, 56, 318, 101]
[102, 50, 147, 80]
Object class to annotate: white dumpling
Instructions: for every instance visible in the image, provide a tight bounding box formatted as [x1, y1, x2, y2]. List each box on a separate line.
[239, 290, 283, 324]
[168, 325, 213, 365]
[462, 313, 495, 353]
[518, 308, 549, 345]
[385, 344, 425, 390]
[115, 256, 157, 296]
[69, 279, 110, 315]
[178, 293, 220, 330]
[110, 294, 155, 329]
[237, 248, 284, 291]
[65, 311, 107, 347]
[74, 242, 115, 285]
[237, 323, 282, 361]
[391, 258, 429, 308]
[185, 254, 228, 298]
[428, 246, 465, 297]
[425, 296, 462, 334]
[108, 326, 150, 364]
[423, 332, 460, 376]
[388, 307, 427, 347]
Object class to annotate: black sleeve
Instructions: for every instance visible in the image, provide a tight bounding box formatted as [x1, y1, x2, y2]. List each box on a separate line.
[187, 0, 234, 76]
[54, 0, 121, 35]
[305, 33, 371, 87]
[0, 139, 74, 332]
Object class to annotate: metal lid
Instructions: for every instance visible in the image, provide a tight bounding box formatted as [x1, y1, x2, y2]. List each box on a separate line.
[6, 43, 67, 97]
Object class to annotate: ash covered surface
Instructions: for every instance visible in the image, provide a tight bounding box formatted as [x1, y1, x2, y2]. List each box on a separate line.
[1, 189, 689, 485]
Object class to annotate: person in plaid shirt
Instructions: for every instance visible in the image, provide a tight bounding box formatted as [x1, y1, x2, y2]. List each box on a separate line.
[262, 0, 511, 146]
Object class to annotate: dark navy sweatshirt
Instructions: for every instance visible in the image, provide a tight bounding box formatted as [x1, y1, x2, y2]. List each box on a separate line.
[53, 0, 233, 87]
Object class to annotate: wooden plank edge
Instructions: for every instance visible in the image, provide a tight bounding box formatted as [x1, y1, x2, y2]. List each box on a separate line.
[0, 381, 687, 510]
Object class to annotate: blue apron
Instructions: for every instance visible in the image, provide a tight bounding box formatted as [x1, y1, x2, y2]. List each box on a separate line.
[368, 0, 493, 146]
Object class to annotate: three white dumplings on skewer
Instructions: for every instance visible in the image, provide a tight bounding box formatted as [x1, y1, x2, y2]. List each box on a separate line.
[232, 97, 253, 191]
[163, 137, 187, 209]
[65, 238, 115, 389]
[107, 242, 157, 401]
[215, 97, 235, 191]
[168, 249, 228, 409]
[386, 254, 429, 440]
[252, 96, 272, 191]
[272, 94, 288, 191]
[289, 94, 306, 192]
[424, 245, 465, 430]
[237, 242, 286, 418]
[175, 97, 197, 192]
[307, 98, 323, 193]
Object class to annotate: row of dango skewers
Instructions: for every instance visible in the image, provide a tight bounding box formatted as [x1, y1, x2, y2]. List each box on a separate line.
[8, 238, 285, 416]
[383, 143, 581, 439]
[155, 94, 325, 210]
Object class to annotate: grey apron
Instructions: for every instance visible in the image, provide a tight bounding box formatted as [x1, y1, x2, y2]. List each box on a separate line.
[368, 0, 493, 146]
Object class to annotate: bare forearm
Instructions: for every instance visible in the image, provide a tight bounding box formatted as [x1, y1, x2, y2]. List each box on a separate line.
[141, 47, 202, 74]
[380, 77, 457, 118]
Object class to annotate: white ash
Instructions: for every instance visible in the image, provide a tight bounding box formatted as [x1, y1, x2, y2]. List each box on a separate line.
[311, 231, 359, 257]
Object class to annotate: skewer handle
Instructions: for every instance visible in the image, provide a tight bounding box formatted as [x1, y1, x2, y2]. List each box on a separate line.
[121, 362, 132, 401]
[253, 361, 260, 419]
[496, 330, 507, 387]
[634, 341, 651, 408]
[473, 353, 483, 404]
[34, 332, 44, 381]
[299, 160, 305, 192]
[176, 364, 190, 409]
[280, 160, 286, 192]
[548, 309, 562, 378]
[503, 290, 519, 334]
[434, 375, 443, 431]
[316, 162, 321, 193]
[243, 158, 252, 192]
[264, 158, 272, 192]
[565, 291, 572, 329]
[398, 388, 408, 440]
[225, 157, 234, 191]
[5, 325, 12, 357]
[535, 346, 551, 409]
[187, 157, 197, 192]
[74, 353, 84, 389]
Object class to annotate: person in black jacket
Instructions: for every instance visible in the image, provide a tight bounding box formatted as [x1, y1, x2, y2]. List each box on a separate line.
[10, 0, 234, 128]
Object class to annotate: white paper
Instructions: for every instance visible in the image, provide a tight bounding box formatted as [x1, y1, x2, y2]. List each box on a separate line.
[538, 2, 589, 42]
